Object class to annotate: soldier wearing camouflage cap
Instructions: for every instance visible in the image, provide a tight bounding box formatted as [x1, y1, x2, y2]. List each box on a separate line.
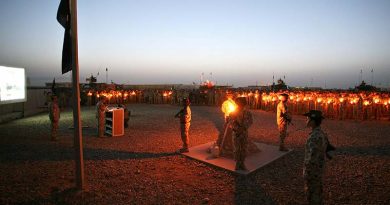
[230, 97, 253, 170]
[276, 93, 292, 151]
[96, 96, 108, 138]
[49, 95, 60, 141]
[303, 110, 329, 205]
[175, 97, 191, 153]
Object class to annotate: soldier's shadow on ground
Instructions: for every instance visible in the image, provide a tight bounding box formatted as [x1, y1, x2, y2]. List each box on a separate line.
[0, 143, 177, 162]
[26, 172, 279, 205]
[23, 187, 83, 205]
[335, 145, 390, 157]
[23, 186, 111, 205]
[234, 175, 277, 205]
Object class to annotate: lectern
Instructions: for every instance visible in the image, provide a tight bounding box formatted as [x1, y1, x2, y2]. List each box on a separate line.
[105, 107, 124, 137]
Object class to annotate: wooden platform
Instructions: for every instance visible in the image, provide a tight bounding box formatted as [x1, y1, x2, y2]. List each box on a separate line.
[182, 141, 292, 175]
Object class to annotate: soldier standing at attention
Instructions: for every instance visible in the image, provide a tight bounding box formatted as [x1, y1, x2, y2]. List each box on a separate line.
[175, 98, 191, 153]
[49, 95, 60, 141]
[230, 97, 253, 171]
[303, 110, 328, 205]
[276, 93, 292, 151]
[96, 96, 108, 138]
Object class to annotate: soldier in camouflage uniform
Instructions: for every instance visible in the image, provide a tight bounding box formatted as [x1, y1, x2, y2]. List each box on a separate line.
[175, 98, 191, 153]
[230, 97, 253, 170]
[277, 93, 292, 151]
[96, 96, 108, 138]
[303, 110, 328, 205]
[49, 95, 60, 141]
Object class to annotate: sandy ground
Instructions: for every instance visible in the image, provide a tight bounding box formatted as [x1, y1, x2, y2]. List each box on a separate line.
[0, 104, 389, 205]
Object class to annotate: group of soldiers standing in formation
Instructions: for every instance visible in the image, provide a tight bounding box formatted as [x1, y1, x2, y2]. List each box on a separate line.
[174, 93, 334, 205]
[89, 88, 390, 121]
[49, 91, 334, 204]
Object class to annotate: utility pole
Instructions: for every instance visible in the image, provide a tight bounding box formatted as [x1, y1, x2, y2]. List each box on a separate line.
[272, 72, 275, 84]
[106, 67, 108, 84]
[310, 78, 313, 87]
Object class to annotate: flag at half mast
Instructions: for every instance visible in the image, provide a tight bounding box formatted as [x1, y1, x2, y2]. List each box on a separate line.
[57, 0, 72, 74]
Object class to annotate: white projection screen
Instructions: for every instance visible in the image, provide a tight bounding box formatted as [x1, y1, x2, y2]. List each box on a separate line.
[0, 66, 27, 104]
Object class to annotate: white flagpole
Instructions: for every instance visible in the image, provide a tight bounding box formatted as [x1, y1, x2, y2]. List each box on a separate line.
[70, 0, 85, 190]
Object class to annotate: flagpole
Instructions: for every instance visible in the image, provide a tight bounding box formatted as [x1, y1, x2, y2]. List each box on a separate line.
[70, 0, 85, 190]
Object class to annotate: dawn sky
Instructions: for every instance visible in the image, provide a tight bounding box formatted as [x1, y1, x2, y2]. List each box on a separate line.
[0, 0, 389, 88]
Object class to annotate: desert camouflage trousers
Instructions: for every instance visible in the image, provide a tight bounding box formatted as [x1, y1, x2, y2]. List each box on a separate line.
[304, 175, 323, 205]
[98, 117, 105, 137]
[180, 123, 190, 148]
[233, 131, 248, 165]
[278, 123, 288, 146]
[51, 121, 59, 140]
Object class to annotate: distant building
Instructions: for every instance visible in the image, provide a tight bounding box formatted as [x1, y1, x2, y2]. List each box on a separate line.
[355, 81, 378, 91]
[122, 84, 198, 90]
[243, 85, 271, 91]
[290, 86, 323, 91]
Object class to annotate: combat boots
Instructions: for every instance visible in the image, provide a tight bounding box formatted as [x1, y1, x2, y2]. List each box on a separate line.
[235, 162, 247, 171]
[279, 145, 289, 152]
[177, 147, 189, 153]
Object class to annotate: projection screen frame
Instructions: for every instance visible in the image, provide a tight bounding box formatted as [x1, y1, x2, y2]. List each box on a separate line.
[0, 66, 27, 105]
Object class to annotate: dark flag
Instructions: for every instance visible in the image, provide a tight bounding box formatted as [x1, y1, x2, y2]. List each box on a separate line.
[57, 0, 72, 74]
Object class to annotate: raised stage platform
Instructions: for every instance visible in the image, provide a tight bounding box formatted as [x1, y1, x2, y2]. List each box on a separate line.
[182, 141, 292, 175]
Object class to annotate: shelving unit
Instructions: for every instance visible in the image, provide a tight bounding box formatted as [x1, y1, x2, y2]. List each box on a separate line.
[105, 107, 124, 137]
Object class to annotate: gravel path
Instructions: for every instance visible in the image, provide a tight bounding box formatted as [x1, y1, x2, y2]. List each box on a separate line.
[0, 104, 389, 204]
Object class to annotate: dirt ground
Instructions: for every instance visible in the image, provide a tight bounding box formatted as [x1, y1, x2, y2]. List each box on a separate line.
[0, 104, 389, 205]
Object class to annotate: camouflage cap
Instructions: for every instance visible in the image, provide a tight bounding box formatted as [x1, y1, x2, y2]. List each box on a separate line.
[183, 97, 191, 105]
[303, 110, 325, 119]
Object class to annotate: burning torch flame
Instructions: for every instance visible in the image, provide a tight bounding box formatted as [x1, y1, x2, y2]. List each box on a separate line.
[221, 98, 237, 117]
